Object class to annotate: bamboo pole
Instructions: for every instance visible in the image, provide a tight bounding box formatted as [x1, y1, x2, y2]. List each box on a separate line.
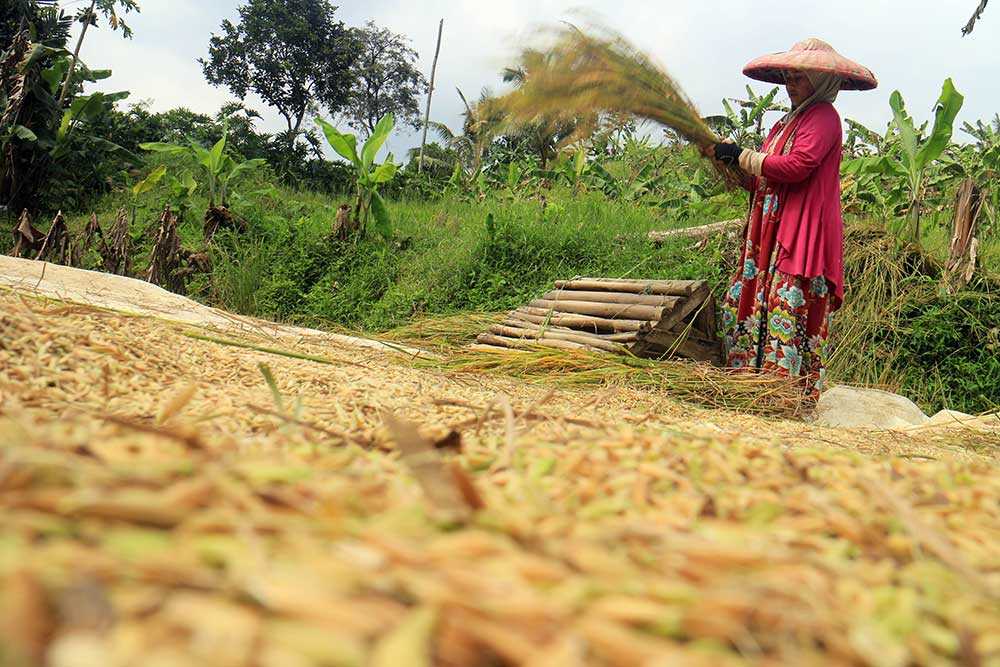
[418, 19, 444, 174]
[513, 307, 651, 332]
[651, 282, 709, 332]
[528, 299, 665, 321]
[488, 324, 627, 353]
[542, 290, 682, 308]
[502, 318, 639, 343]
[477, 333, 600, 353]
[58, 0, 96, 107]
[553, 278, 697, 296]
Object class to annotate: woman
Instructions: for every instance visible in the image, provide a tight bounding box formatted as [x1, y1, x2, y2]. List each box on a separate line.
[706, 38, 877, 402]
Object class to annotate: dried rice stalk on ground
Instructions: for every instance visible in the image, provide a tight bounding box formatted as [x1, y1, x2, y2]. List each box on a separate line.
[0, 290, 998, 666]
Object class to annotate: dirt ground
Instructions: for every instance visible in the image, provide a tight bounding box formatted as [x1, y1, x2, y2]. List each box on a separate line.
[1, 287, 998, 666]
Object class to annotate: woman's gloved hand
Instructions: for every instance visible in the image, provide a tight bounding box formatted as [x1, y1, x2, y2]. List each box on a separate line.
[712, 142, 743, 166]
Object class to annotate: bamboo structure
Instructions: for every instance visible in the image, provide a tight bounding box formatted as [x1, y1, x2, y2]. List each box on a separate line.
[476, 277, 722, 363]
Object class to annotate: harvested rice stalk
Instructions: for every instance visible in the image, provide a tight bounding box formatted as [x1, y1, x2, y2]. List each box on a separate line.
[105, 208, 132, 275]
[433, 346, 805, 417]
[10, 209, 44, 258]
[34, 212, 71, 265]
[146, 205, 183, 291]
[500, 23, 741, 184]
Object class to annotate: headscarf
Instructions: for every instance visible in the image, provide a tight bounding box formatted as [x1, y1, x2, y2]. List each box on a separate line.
[780, 71, 842, 127]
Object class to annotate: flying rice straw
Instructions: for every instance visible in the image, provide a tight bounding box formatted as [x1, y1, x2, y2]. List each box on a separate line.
[500, 23, 742, 185]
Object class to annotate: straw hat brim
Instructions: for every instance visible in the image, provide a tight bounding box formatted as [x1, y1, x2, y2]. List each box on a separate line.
[743, 47, 878, 91]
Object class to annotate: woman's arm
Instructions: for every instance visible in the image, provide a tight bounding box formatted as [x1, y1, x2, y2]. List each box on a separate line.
[760, 106, 841, 184]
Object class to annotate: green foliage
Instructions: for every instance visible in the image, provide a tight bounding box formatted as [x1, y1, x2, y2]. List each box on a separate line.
[705, 85, 788, 148]
[848, 79, 965, 242]
[200, 0, 356, 139]
[316, 114, 398, 238]
[891, 291, 1000, 414]
[1, 2, 136, 213]
[139, 124, 266, 210]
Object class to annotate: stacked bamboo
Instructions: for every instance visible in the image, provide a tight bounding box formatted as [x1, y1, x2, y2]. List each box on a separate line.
[477, 277, 722, 363]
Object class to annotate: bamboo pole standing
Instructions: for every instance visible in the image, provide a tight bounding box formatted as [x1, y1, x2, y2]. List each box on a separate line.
[59, 0, 97, 107]
[418, 19, 444, 174]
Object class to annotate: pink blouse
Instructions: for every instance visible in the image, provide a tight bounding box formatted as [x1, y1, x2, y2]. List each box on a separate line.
[758, 102, 845, 305]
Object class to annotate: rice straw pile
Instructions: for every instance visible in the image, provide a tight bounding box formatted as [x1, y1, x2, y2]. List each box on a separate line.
[499, 23, 739, 182]
[434, 346, 807, 418]
[1, 290, 999, 666]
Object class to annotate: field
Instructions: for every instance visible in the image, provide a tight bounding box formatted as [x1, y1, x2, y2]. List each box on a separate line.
[5, 5, 1000, 664]
[1, 287, 998, 666]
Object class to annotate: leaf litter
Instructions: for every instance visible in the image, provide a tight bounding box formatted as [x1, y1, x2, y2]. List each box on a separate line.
[0, 289, 998, 666]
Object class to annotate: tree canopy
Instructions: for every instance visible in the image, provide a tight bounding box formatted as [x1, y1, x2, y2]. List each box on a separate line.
[343, 21, 427, 137]
[200, 0, 356, 139]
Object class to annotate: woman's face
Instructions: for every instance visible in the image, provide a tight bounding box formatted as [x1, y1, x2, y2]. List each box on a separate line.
[784, 70, 815, 107]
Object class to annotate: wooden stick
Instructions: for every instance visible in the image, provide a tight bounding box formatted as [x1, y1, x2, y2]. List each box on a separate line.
[542, 290, 682, 308]
[529, 299, 664, 321]
[513, 307, 651, 333]
[418, 19, 444, 173]
[553, 278, 697, 296]
[488, 324, 627, 353]
[647, 219, 743, 244]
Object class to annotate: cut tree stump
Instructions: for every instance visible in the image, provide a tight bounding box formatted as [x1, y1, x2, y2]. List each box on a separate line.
[476, 277, 721, 363]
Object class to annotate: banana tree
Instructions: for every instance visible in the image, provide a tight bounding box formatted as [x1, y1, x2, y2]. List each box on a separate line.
[140, 125, 264, 209]
[316, 113, 398, 239]
[887, 79, 964, 242]
[139, 125, 264, 240]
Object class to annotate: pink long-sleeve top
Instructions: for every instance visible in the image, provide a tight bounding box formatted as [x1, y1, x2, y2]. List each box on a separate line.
[756, 102, 845, 305]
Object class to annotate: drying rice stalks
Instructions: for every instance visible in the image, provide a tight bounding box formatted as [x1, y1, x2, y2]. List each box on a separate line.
[105, 208, 132, 275]
[499, 23, 739, 183]
[9, 209, 43, 258]
[435, 346, 806, 418]
[33, 211, 71, 265]
[383, 312, 504, 352]
[0, 289, 998, 666]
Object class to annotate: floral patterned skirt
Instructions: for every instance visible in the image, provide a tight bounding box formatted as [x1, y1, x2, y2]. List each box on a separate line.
[721, 269, 833, 402]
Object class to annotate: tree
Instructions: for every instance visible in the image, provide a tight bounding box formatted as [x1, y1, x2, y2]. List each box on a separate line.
[962, 0, 989, 35]
[58, 0, 139, 106]
[431, 88, 505, 189]
[343, 21, 427, 137]
[500, 66, 589, 170]
[200, 0, 356, 143]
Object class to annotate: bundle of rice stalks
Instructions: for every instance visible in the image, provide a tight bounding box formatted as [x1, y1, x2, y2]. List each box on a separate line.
[500, 23, 740, 182]
[435, 346, 806, 418]
[829, 224, 941, 390]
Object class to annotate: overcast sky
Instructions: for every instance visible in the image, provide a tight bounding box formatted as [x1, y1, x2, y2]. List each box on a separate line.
[78, 1, 999, 158]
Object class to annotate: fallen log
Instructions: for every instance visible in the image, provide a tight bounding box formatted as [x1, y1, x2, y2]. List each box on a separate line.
[553, 278, 697, 296]
[647, 218, 743, 244]
[528, 299, 665, 322]
[542, 290, 682, 308]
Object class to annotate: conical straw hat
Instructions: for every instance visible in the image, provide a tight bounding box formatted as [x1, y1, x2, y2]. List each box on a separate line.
[743, 38, 878, 91]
